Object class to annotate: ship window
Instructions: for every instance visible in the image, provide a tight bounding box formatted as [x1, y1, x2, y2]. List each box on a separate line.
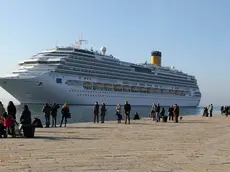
[56, 78, 62, 84]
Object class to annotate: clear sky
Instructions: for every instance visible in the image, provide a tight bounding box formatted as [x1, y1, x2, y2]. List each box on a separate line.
[0, 0, 229, 106]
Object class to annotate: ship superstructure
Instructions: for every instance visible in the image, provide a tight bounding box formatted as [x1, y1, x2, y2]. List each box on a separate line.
[0, 39, 201, 106]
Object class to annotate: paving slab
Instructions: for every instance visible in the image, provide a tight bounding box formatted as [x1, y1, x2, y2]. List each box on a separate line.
[1, 115, 230, 171]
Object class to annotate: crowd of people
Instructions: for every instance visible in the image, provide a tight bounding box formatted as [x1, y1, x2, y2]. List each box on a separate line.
[150, 103, 180, 123]
[42, 102, 71, 128]
[0, 101, 72, 138]
[220, 105, 229, 117]
[0, 99, 184, 138]
[93, 101, 133, 124]
[203, 104, 213, 117]
[0, 101, 32, 138]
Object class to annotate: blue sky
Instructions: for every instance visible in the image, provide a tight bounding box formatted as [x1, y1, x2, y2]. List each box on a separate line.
[0, 0, 229, 106]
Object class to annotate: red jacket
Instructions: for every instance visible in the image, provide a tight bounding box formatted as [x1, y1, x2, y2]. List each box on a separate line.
[3, 115, 13, 127]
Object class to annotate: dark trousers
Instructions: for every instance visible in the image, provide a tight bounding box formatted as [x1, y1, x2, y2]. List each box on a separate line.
[117, 113, 122, 123]
[94, 113, 99, 123]
[60, 115, 67, 127]
[101, 115, 105, 123]
[11, 125, 15, 136]
[51, 116, 57, 127]
[0, 124, 4, 137]
[174, 114, 179, 123]
[168, 115, 174, 121]
[210, 110, 213, 117]
[45, 115, 50, 127]
[125, 111, 130, 124]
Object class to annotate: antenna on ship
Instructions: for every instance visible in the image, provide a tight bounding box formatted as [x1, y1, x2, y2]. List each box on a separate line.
[55, 40, 58, 47]
[75, 32, 88, 48]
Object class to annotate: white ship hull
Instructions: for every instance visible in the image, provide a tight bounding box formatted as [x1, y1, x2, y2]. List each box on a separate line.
[0, 73, 200, 106]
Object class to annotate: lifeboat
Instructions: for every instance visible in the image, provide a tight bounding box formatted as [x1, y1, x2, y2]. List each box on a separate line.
[140, 87, 147, 91]
[104, 83, 113, 88]
[132, 86, 139, 91]
[94, 83, 104, 87]
[123, 85, 131, 89]
[83, 82, 92, 87]
[115, 84, 122, 89]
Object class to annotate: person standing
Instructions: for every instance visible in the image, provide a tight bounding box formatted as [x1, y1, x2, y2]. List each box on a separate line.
[51, 102, 60, 127]
[0, 101, 5, 116]
[220, 106, 224, 115]
[7, 101, 16, 136]
[168, 106, 174, 121]
[173, 104, 180, 123]
[7, 101, 16, 120]
[225, 106, 229, 117]
[42, 103, 51, 128]
[60, 103, 70, 127]
[156, 103, 160, 122]
[151, 103, 156, 120]
[116, 104, 122, 123]
[2, 112, 14, 137]
[93, 102, 99, 123]
[100, 103, 107, 123]
[124, 101, 131, 124]
[209, 104, 213, 117]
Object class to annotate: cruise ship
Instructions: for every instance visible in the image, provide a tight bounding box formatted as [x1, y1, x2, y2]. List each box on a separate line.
[0, 39, 201, 106]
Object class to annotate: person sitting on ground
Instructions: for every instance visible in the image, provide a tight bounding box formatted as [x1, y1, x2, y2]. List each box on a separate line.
[133, 112, 140, 120]
[32, 118, 43, 128]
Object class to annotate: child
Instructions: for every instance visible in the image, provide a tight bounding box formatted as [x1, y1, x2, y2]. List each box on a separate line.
[2, 112, 14, 137]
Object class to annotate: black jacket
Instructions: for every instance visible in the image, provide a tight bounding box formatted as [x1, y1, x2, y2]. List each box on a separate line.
[20, 109, 32, 125]
[156, 105, 160, 113]
[51, 104, 60, 116]
[124, 104, 131, 112]
[7, 104, 17, 120]
[61, 107, 69, 117]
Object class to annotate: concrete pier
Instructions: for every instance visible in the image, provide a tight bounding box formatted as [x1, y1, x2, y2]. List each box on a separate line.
[1, 114, 230, 172]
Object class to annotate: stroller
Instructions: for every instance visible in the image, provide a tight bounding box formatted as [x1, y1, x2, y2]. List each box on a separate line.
[4, 121, 23, 138]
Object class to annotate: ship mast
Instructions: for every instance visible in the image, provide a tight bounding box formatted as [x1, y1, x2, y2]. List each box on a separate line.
[75, 33, 88, 48]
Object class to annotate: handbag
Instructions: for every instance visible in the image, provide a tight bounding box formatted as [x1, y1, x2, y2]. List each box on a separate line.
[66, 113, 71, 118]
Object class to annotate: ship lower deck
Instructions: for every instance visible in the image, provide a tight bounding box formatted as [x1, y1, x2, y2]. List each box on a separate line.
[0, 77, 200, 106]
